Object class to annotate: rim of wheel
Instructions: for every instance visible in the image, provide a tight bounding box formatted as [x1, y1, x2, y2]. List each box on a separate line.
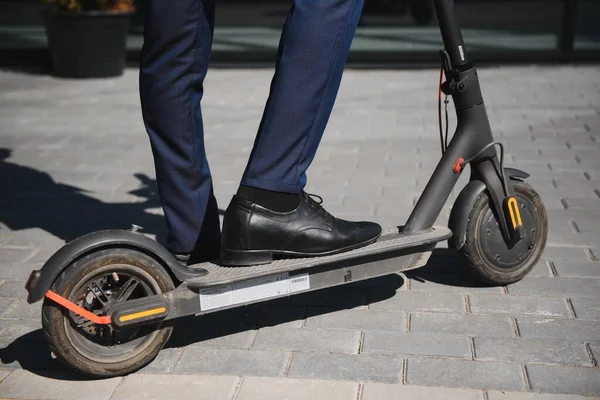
[63, 264, 163, 364]
[476, 191, 542, 272]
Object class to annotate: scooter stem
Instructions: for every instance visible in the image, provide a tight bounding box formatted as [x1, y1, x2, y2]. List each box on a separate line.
[434, 0, 469, 68]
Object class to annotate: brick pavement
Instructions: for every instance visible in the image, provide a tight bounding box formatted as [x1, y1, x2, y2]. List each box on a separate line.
[0, 64, 599, 399]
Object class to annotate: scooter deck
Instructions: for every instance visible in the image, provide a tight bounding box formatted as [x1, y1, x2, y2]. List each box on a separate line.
[186, 226, 452, 288]
[108, 226, 452, 322]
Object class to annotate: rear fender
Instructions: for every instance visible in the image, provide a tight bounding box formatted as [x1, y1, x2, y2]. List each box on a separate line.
[25, 229, 206, 304]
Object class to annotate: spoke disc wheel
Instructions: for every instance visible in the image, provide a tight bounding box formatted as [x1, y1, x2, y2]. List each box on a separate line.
[42, 248, 175, 378]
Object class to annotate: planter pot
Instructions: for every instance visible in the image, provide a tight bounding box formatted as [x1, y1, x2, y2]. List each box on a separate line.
[42, 8, 132, 78]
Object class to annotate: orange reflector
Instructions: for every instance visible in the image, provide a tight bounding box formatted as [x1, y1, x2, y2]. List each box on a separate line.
[119, 307, 167, 322]
[46, 290, 111, 325]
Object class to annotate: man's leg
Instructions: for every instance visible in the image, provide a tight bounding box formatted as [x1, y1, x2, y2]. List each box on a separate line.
[139, 0, 220, 264]
[221, 0, 382, 266]
[241, 0, 365, 193]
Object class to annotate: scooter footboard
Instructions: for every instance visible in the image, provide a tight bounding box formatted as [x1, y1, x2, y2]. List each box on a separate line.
[107, 226, 451, 328]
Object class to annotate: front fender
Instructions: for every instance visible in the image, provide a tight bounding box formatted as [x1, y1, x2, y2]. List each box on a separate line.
[25, 229, 207, 304]
[448, 167, 529, 250]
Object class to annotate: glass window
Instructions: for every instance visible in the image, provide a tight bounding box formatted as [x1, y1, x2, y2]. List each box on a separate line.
[575, 0, 600, 49]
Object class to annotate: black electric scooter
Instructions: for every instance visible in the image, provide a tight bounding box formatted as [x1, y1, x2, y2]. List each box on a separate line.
[24, 0, 548, 378]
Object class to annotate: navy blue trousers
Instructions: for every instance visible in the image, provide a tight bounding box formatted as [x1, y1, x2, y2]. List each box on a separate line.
[139, 0, 364, 255]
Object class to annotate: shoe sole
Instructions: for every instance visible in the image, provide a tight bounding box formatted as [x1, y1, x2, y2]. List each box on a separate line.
[219, 232, 382, 267]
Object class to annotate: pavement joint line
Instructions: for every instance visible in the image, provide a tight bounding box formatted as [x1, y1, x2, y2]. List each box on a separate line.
[587, 248, 599, 262]
[547, 260, 558, 277]
[511, 316, 521, 338]
[584, 343, 598, 368]
[463, 294, 471, 315]
[468, 336, 476, 361]
[168, 347, 186, 374]
[231, 376, 244, 400]
[247, 329, 259, 349]
[400, 357, 407, 385]
[107, 377, 125, 400]
[355, 383, 364, 400]
[521, 364, 532, 392]
[357, 331, 365, 354]
[282, 351, 294, 376]
[566, 298, 577, 319]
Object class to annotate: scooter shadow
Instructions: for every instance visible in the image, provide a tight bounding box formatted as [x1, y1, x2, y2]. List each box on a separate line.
[0, 249, 490, 380]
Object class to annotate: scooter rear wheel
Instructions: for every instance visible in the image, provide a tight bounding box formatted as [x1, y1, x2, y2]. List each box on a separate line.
[42, 248, 175, 378]
[459, 180, 548, 285]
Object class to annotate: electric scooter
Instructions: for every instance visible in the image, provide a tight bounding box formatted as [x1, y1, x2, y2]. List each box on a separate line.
[24, 0, 548, 378]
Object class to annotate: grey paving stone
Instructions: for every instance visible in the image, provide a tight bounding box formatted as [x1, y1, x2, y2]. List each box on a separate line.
[506, 277, 600, 298]
[468, 294, 570, 318]
[0, 280, 27, 299]
[172, 347, 288, 377]
[251, 327, 360, 354]
[516, 317, 600, 341]
[304, 309, 406, 332]
[0, 370, 10, 383]
[409, 313, 515, 337]
[287, 352, 403, 383]
[112, 374, 239, 400]
[526, 364, 600, 396]
[405, 358, 526, 391]
[527, 261, 554, 277]
[407, 277, 504, 294]
[473, 337, 592, 366]
[561, 198, 600, 210]
[361, 331, 470, 358]
[486, 390, 600, 400]
[367, 291, 465, 313]
[0, 369, 122, 400]
[0, 263, 42, 280]
[2, 299, 41, 320]
[589, 342, 600, 362]
[362, 383, 484, 400]
[0, 298, 16, 317]
[570, 297, 600, 320]
[0, 248, 35, 264]
[136, 348, 181, 374]
[552, 261, 600, 278]
[0, 319, 40, 339]
[236, 376, 359, 400]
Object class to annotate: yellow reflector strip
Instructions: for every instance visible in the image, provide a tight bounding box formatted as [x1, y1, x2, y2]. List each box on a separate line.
[119, 307, 166, 322]
[507, 197, 523, 228]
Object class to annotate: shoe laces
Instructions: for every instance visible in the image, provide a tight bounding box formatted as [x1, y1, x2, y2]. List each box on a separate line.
[303, 192, 328, 215]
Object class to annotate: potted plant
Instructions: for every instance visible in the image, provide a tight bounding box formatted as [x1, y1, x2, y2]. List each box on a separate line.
[41, 0, 135, 78]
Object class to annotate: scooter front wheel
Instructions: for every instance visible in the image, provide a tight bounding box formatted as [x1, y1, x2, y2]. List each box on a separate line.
[41, 248, 175, 378]
[459, 180, 548, 285]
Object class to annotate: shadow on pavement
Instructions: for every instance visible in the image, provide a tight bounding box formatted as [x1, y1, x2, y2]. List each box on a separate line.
[0, 147, 225, 246]
[0, 330, 97, 381]
[0, 274, 405, 379]
[0, 146, 488, 379]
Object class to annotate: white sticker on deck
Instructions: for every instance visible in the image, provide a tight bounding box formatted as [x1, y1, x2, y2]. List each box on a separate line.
[198, 284, 234, 311]
[232, 273, 290, 304]
[198, 272, 311, 311]
[289, 273, 310, 292]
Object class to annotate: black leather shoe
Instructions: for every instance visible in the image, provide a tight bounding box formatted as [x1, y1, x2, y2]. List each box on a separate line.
[220, 191, 382, 266]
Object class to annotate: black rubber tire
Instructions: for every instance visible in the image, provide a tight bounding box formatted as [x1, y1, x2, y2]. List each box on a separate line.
[459, 180, 548, 285]
[42, 248, 175, 378]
